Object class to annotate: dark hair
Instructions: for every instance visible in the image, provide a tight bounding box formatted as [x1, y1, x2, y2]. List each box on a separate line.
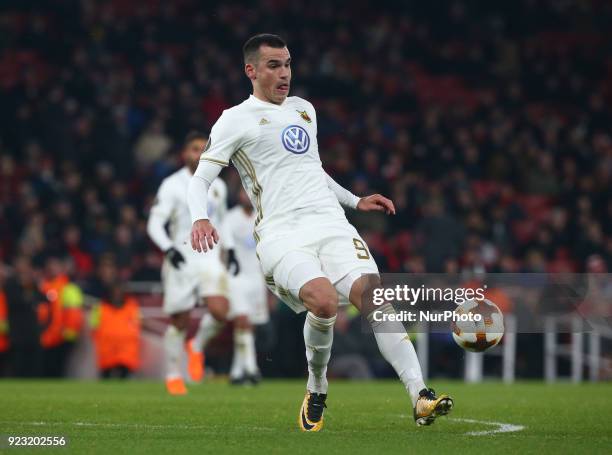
[243, 33, 286, 64]
[183, 131, 208, 148]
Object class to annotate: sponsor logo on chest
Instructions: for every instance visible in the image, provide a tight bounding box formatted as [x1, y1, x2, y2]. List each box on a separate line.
[281, 125, 310, 154]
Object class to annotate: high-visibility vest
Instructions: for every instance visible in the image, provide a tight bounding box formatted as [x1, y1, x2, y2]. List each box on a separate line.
[61, 283, 84, 341]
[39, 275, 84, 347]
[0, 290, 8, 352]
[90, 297, 141, 371]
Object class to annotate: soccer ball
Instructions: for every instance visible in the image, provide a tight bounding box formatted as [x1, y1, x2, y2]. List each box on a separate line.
[451, 298, 504, 352]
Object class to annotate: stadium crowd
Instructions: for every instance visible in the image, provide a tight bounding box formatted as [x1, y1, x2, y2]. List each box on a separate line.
[0, 0, 611, 377]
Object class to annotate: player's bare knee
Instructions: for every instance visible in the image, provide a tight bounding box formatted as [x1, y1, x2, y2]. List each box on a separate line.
[349, 274, 381, 314]
[300, 283, 338, 318]
[234, 314, 251, 330]
[170, 311, 190, 331]
[207, 296, 229, 321]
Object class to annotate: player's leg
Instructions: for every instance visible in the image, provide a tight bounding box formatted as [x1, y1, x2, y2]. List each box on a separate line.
[348, 274, 453, 426]
[299, 277, 337, 393]
[191, 296, 228, 350]
[319, 231, 453, 425]
[186, 263, 229, 381]
[187, 295, 228, 381]
[297, 276, 338, 432]
[241, 277, 270, 384]
[227, 276, 260, 384]
[164, 310, 190, 395]
[348, 275, 425, 400]
[230, 314, 259, 384]
[260, 246, 334, 432]
[162, 261, 197, 394]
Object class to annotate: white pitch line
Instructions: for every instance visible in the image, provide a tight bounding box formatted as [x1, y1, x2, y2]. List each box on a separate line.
[448, 417, 525, 436]
[3, 418, 525, 436]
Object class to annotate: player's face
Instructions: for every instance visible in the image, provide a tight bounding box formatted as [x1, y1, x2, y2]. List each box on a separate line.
[246, 45, 291, 105]
[183, 138, 207, 173]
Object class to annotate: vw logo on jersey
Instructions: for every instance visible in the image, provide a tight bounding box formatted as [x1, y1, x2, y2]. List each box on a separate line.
[281, 125, 310, 154]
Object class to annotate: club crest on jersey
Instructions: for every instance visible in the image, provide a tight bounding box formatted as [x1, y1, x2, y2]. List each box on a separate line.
[296, 110, 312, 123]
[281, 125, 310, 154]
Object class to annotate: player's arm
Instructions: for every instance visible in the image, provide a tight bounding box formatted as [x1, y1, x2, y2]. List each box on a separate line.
[216, 183, 240, 275]
[188, 161, 222, 253]
[325, 172, 395, 215]
[147, 182, 186, 268]
[325, 172, 360, 208]
[189, 110, 244, 252]
[147, 180, 174, 251]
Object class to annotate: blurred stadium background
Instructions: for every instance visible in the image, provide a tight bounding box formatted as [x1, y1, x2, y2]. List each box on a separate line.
[0, 0, 611, 385]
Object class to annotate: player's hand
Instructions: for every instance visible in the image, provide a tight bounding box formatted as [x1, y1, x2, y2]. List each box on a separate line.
[227, 249, 240, 276]
[165, 247, 186, 269]
[356, 194, 396, 215]
[191, 219, 219, 253]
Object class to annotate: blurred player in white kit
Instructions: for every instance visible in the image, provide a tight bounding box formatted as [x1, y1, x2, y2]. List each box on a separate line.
[147, 131, 239, 395]
[224, 188, 270, 385]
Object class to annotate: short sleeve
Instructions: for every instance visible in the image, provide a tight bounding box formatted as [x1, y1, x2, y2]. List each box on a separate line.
[200, 111, 243, 167]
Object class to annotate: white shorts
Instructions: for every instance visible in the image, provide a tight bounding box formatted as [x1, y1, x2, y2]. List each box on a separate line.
[228, 274, 269, 325]
[256, 222, 379, 313]
[162, 248, 229, 315]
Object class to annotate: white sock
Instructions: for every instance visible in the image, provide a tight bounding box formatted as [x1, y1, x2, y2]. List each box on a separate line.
[304, 312, 336, 394]
[164, 325, 186, 380]
[230, 329, 247, 379]
[369, 304, 426, 406]
[242, 329, 258, 375]
[192, 313, 224, 353]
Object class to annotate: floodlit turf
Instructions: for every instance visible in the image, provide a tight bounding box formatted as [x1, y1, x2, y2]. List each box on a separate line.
[1, 379, 611, 454]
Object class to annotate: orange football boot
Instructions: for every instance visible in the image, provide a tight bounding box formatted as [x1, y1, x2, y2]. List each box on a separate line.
[166, 376, 187, 395]
[186, 339, 205, 382]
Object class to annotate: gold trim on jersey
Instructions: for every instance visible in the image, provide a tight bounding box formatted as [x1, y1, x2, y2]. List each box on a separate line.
[265, 275, 275, 289]
[233, 149, 264, 228]
[277, 285, 302, 307]
[199, 156, 229, 167]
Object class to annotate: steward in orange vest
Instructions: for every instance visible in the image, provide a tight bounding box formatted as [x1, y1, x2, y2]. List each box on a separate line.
[90, 286, 141, 379]
[38, 256, 84, 377]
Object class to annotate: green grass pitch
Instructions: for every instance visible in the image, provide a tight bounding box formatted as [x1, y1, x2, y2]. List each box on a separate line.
[1, 379, 611, 454]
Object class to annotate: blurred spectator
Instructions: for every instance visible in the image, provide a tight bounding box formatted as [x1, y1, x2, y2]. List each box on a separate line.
[134, 119, 172, 168]
[3, 257, 45, 377]
[0, 265, 9, 376]
[415, 199, 465, 272]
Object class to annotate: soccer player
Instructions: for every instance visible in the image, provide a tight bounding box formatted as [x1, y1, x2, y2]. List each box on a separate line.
[147, 131, 237, 395]
[187, 34, 453, 429]
[223, 189, 270, 385]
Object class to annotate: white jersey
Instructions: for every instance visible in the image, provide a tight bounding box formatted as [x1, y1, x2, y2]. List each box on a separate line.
[148, 167, 231, 258]
[200, 95, 349, 244]
[223, 206, 261, 276]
